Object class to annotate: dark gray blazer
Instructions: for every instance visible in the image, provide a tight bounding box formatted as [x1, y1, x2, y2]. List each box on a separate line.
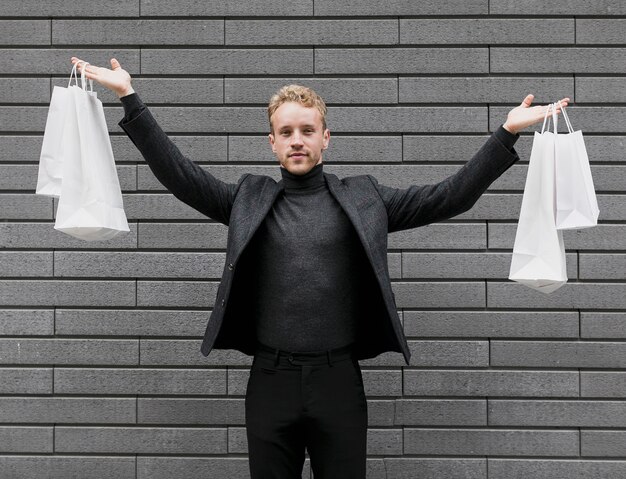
[119, 106, 520, 366]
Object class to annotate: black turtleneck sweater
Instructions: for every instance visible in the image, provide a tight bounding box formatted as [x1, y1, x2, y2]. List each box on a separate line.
[244, 162, 369, 351]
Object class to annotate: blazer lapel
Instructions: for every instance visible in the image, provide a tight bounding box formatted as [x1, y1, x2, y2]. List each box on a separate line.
[230, 179, 283, 261]
[325, 173, 378, 270]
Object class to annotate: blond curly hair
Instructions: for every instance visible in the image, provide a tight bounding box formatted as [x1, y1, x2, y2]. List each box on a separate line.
[267, 84, 327, 133]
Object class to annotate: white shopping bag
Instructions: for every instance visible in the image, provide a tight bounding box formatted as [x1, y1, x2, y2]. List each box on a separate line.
[54, 62, 129, 241]
[509, 103, 567, 294]
[554, 100, 600, 229]
[35, 62, 85, 197]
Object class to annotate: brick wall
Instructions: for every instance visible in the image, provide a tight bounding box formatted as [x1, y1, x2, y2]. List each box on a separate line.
[1, 1, 625, 477]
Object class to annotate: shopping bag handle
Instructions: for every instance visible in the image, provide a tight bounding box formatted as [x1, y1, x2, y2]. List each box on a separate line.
[541, 102, 558, 135]
[68, 62, 80, 87]
[67, 61, 93, 93]
[79, 61, 94, 93]
[557, 100, 574, 133]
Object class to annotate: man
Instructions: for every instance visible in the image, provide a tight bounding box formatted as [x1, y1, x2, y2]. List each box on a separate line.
[70, 57, 569, 478]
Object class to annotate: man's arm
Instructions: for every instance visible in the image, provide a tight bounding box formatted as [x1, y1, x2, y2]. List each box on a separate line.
[118, 92, 244, 226]
[370, 125, 520, 233]
[70, 56, 243, 226]
[370, 92, 572, 233]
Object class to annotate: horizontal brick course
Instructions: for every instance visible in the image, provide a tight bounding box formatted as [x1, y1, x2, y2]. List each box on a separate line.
[404, 428, 579, 456]
[0, 368, 51, 394]
[52, 20, 224, 45]
[581, 430, 626, 456]
[0, 397, 136, 423]
[385, 458, 486, 479]
[389, 223, 486, 249]
[0, 252, 52, 277]
[55, 368, 225, 395]
[0, 280, 135, 307]
[579, 254, 626, 280]
[226, 20, 398, 45]
[581, 313, 626, 339]
[136, 456, 253, 479]
[316, 48, 488, 74]
[394, 282, 485, 308]
[577, 78, 626, 103]
[405, 370, 579, 397]
[489, 400, 626, 427]
[314, 0, 487, 16]
[395, 400, 487, 426]
[0, 20, 50, 45]
[581, 372, 626, 398]
[55, 309, 208, 337]
[141, 49, 313, 75]
[404, 311, 579, 338]
[491, 341, 626, 368]
[140, 0, 313, 16]
[407, 340, 489, 367]
[488, 459, 626, 479]
[400, 19, 573, 45]
[0, 427, 52, 452]
[0, 0, 138, 16]
[54, 251, 226, 278]
[491, 48, 626, 74]
[490, 0, 626, 15]
[0, 456, 136, 479]
[55, 427, 227, 454]
[0, 339, 138, 365]
[137, 398, 244, 424]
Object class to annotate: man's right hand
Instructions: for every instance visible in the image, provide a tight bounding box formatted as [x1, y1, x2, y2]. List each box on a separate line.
[70, 57, 135, 98]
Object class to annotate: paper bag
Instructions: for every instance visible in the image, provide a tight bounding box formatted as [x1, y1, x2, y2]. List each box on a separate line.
[554, 100, 600, 229]
[53, 62, 129, 241]
[509, 103, 567, 294]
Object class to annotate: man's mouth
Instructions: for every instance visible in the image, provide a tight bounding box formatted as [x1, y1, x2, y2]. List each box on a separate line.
[290, 153, 306, 158]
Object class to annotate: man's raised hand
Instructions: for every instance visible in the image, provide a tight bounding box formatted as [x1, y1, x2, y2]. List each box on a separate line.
[70, 57, 135, 99]
[503, 94, 570, 135]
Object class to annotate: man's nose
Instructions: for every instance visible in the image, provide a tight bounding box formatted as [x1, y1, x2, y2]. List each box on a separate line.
[291, 131, 304, 146]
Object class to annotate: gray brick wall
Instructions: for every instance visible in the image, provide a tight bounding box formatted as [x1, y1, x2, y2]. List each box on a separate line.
[1, 1, 624, 477]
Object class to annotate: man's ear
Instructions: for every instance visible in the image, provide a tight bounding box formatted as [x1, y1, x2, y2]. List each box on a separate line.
[323, 128, 330, 150]
[268, 132, 276, 153]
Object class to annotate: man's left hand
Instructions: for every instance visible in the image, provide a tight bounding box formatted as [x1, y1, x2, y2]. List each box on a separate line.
[503, 94, 570, 135]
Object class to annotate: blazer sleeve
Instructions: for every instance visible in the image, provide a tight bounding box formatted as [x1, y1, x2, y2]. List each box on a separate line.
[117, 94, 246, 226]
[369, 125, 521, 233]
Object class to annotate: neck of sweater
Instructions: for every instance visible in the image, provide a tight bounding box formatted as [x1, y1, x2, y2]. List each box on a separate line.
[280, 162, 325, 195]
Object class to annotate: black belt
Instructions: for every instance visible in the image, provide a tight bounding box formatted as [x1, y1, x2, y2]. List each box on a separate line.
[255, 341, 357, 367]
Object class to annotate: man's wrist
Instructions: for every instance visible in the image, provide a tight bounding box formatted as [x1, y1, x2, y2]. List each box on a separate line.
[117, 86, 135, 99]
[502, 122, 518, 135]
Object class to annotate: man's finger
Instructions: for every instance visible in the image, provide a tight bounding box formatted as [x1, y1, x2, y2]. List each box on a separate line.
[111, 58, 121, 70]
[520, 94, 534, 108]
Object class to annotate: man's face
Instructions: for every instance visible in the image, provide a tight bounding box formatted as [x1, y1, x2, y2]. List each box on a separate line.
[269, 101, 330, 175]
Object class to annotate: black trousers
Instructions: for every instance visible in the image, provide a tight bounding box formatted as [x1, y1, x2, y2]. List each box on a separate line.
[245, 341, 368, 479]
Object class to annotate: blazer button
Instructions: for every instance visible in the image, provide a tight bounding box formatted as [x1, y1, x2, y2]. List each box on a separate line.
[221, 299, 225, 307]
[228, 263, 234, 270]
